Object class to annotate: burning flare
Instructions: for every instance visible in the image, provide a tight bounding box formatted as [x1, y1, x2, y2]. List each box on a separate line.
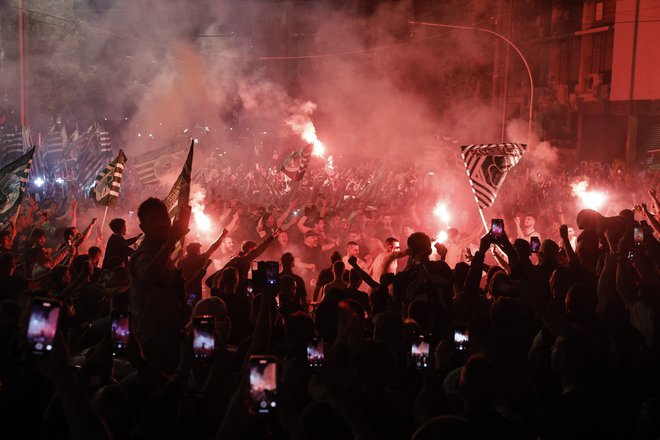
[570, 181, 607, 211]
[287, 101, 326, 158]
[191, 190, 213, 233]
[433, 201, 451, 228]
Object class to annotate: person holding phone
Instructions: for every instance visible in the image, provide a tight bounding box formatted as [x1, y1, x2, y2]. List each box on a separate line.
[129, 198, 191, 373]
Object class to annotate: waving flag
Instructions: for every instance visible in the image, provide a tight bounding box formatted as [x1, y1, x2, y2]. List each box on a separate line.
[281, 144, 312, 181]
[461, 143, 526, 209]
[41, 124, 67, 176]
[133, 143, 189, 185]
[0, 147, 35, 221]
[0, 126, 25, 165]
[75, 124, 114, 188]
[90, 149, 127, 207]
[163, 141, 194, 258]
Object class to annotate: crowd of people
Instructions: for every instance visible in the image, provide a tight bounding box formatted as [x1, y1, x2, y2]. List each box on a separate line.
[0, 149, 659, 439]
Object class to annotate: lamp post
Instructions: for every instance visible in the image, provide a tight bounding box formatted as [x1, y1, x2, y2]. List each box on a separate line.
[408, 21, 534, 143]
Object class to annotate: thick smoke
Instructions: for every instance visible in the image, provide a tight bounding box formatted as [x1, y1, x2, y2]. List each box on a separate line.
[3, 0, 533, 214]
[506, 118, 559, 177]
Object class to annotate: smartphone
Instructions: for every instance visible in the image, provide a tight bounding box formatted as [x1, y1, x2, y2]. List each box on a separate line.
[409, 333, 430, 369]
[265, 261, 279, 287]
[249, 355, 278, 414]
[27, 298, 62, 355]
[634, 227, 643, 246]
[193, 316, 215, 362]
[530, 236, 541, 253]
[454, 330, 469, 352]
[490, 219, 504, 240]
[186, 292, 199, 307]
[627, 250, 635, 261]
[306, 336, 325, 370]
[110, 311, 131, 357]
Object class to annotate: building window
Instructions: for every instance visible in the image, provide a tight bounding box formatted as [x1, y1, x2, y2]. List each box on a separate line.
[595, 0, 604, 21]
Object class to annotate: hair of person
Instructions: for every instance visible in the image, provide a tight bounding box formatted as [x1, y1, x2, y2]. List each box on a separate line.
[63, 226, 76, 240]
[384, 237, 399, 247]
[186, 242, 202, 254]
[281, 252, 294, 268]
[330, 251, 342, 263]
[88, 246, 102, 258]
[31, 228, 46, 239]
[109, 218, 126, 234]
[241, 240, 257, 254]
[137, 197, 168, 222]
[407, 232, 432, 256]
[346, 241, 359, 249]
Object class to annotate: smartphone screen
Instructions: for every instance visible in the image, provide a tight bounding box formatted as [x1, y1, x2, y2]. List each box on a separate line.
[409, 333, 430, 369]
[454, 330, 469, 351]
[634, 227, 644, 246]
[110, 311, 131, 357]
[307, 337, 325, 370]
[193, 316, 215, 361]
[265, 261, 279, 287]
[490, 219, 504, 239]
[530, 236, 541, 253]
[27, 299, 61, 355]
[249, 356, 277, 414]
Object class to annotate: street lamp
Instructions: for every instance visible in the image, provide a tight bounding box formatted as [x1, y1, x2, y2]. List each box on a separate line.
[408, 21, 534, 143]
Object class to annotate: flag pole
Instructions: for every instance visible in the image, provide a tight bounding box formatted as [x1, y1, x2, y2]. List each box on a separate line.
[100, 205, 109, 235]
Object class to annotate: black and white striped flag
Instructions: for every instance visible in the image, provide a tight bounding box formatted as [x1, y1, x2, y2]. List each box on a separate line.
[41, 124, 67, 177]
[461, 143, 526, 209]
[0, 126, 25, 165]
[0, 147, 35, 221]
[75, 124, 114, 188]
[163, 141, 194, 259]
[90, 149, 127, 207]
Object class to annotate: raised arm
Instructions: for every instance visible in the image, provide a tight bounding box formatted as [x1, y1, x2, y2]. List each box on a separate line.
[296, 215, 311, 235]
[559, 224, 578, 264]
[276, 201, 293, 227]
[347, 255, 379, 290]
[74, 217, 98, 248]
[243, 230, 278, 262]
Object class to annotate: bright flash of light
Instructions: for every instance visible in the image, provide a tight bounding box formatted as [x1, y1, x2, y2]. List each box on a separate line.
[34, 177, 45, 187]
[301, 123, 325, 157]
[191, 191, 213, 233]
[435, 230, 448, 244]
[570, 181, 607, 210]
[433, 202, 451, 227]
[55, 178, 64, 184]
[287, 101, 326, 158]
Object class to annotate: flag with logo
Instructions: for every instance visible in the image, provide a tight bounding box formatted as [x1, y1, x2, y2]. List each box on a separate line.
[0, 147, 35, 221]
[280, 144, 312, 181]
[461, 143, 526, 209]
[133, 143, 189, 185]
[90, 149, 127, 207]
[163, 140, 194, 258]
